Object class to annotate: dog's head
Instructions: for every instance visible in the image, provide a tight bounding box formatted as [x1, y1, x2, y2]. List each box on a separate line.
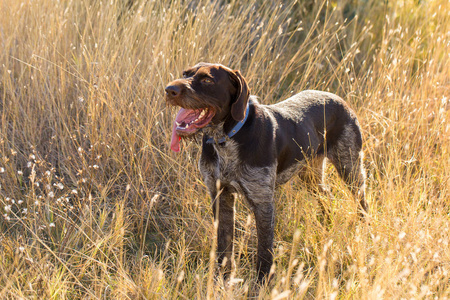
[165, 62, 250, 152]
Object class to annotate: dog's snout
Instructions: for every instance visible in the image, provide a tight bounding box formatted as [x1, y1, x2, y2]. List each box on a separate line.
[165, 84, 181, 98]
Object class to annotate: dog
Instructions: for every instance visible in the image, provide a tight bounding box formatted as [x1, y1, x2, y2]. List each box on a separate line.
[165, 62, 367, 283]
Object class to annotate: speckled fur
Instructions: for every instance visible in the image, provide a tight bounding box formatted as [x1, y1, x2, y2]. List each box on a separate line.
[166, 63, 367, 283]
[198, 92, 368, 282]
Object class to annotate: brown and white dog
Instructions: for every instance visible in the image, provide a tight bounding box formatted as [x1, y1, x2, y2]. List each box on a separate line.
[165, 62, 367, 283]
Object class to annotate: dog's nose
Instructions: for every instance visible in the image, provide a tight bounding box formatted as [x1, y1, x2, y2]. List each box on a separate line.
[165, 85, 181, 97]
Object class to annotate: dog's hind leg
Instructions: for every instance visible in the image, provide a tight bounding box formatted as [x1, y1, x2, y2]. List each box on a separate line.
[328, 124, 368, 218]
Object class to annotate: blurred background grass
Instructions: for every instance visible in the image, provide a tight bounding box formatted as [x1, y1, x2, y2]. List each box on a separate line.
[0, 0, 449, 298]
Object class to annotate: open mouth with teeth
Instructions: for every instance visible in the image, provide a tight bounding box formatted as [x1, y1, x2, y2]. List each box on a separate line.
[170, 107, 215, 152]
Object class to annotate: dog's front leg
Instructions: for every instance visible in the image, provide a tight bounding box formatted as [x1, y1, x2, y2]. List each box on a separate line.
[212, 186, 235, 278]
[254, 201, 275, 283]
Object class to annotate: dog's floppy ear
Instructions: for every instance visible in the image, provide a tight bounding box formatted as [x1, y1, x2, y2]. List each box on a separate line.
[229, 70, 250, 121]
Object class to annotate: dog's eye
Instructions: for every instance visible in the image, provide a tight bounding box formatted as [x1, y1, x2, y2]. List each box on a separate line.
[201, 77, 213, 84]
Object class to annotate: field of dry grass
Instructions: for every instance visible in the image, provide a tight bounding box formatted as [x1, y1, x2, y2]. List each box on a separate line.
[0, 0, 449, 298]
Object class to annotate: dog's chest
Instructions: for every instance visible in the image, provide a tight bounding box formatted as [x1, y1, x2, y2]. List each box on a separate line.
[199, 140, 242, 185]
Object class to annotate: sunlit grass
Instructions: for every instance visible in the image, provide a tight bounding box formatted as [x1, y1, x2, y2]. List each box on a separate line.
[0, 0, 449, 298]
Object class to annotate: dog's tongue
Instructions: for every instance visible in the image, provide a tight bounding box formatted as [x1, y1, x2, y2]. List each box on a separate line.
[170, 108, 198, 152]
[170, 121, 181, 152]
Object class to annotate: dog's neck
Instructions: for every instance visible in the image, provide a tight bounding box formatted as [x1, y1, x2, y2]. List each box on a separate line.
[202, 122, 227, 143]
[203, 103, 250, 144]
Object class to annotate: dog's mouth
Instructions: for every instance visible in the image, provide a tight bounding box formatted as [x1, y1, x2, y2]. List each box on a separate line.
[170, 107, 215, 152]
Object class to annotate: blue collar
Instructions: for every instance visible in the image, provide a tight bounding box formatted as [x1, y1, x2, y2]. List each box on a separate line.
[206, 104, 250, 144]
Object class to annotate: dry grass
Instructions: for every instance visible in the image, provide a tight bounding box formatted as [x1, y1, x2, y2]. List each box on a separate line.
[0, 0, 449, 298]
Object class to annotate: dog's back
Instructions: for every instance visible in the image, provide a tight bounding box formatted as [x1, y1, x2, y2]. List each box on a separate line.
[251, 90, 362, 185]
